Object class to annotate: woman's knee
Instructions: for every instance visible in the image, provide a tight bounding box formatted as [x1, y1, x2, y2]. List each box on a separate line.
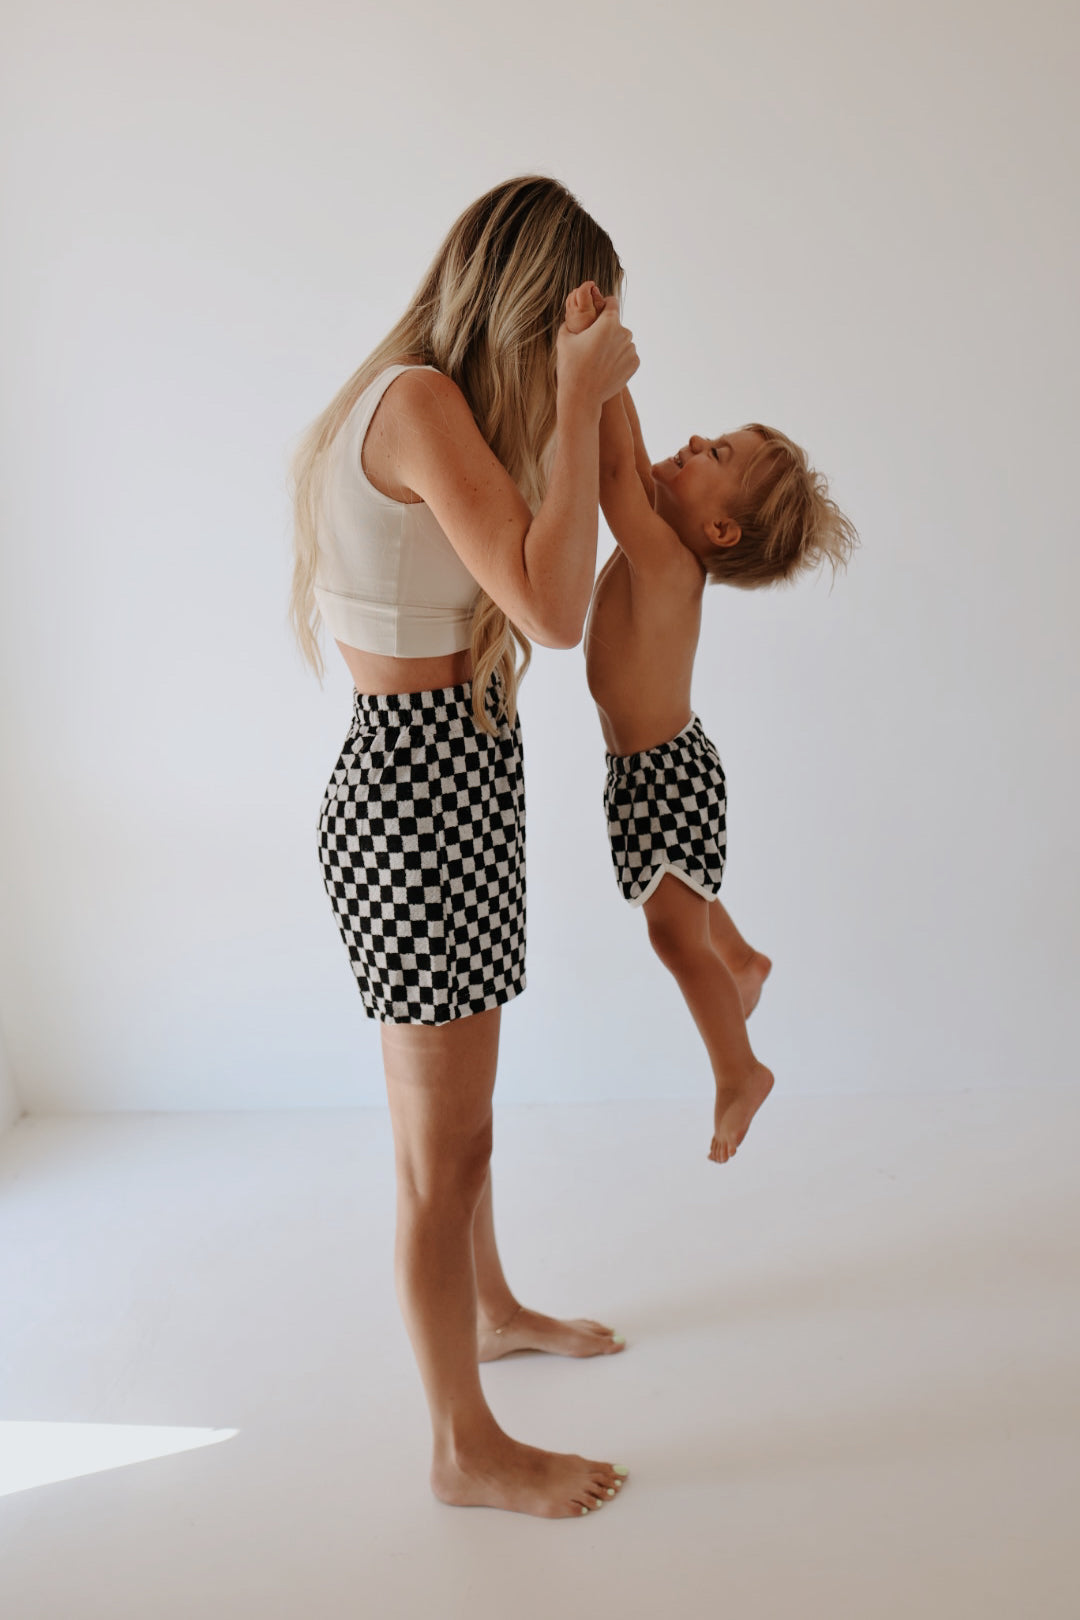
[397, 1114, 493, 1214]
[383, 1008, 499, 1209]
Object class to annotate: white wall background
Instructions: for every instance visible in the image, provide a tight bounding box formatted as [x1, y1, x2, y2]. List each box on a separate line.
[1, 0, 1076, 1113]
[0, 1021, 20, 1133]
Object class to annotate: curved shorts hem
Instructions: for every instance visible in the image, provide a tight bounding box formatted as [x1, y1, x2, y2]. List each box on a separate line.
[626, 862, 722, 909]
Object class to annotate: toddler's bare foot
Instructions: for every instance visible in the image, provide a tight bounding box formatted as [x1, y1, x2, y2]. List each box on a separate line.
[478, 1306, 626, 1362]
[732, 949, 772, 1019]
[432, 1429, 627, 1519]
[710, 1061, 774, 1163]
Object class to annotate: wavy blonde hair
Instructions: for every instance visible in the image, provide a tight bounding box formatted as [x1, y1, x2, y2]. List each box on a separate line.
[705, 424, 859, 588]
[291, 176, 623, 732]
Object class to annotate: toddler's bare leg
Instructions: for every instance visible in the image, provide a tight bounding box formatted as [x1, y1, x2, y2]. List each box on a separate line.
[707, 899, 772, 1018]
[382, 1009, 625, 1517]
[644, 876, 774, 1162]
[472, 1170, 625, 1361]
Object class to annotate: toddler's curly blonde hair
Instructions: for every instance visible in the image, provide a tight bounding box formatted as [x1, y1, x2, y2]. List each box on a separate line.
[705, 425, 858, 587]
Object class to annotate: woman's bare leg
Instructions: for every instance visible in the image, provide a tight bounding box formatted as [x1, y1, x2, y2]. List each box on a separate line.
[381, 1007, 626, 1516]
[472, 1168, 625, 1361]
[706, 899, 772, 1018]
[644, 877, 774, 1162]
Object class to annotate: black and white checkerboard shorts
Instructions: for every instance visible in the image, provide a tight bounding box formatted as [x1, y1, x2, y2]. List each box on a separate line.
[604, 715, 727, 908]
[317, 682, 526, 1024]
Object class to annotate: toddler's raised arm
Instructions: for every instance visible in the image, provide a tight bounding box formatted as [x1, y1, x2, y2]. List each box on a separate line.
[562, 285, 679, 570]
[563, 288, 655, 505]
[620, 389, 656, 505]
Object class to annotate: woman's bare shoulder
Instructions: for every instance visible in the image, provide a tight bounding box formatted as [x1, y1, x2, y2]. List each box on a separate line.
[376, 360, 471, 429]
[365, 357, 498, 508]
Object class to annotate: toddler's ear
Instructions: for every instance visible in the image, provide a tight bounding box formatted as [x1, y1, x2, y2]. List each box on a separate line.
[705, 517, 742, 549]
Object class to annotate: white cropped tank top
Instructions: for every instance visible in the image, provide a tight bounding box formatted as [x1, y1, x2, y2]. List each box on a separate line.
[314, 364, 480, 657]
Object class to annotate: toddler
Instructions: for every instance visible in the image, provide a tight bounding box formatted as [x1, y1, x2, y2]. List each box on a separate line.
[567, 284, 857, 1162]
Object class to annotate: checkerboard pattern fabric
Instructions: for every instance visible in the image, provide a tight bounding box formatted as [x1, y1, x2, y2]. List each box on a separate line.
[318, 682, 526, 1023]
[604, 715, 727, 908]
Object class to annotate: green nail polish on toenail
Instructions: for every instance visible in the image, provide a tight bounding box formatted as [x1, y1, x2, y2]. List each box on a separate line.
[614, 1465, 629, 1475]
[607, 1488, 615, 1497]
[581, 1506, 589, 1515]
[613, 1334, 626, 1344]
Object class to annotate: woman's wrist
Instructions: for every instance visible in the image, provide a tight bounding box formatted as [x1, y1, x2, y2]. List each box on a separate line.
[555, 378, 603, 431]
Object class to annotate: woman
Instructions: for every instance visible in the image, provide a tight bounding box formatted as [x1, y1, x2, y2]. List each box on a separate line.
[291, 177, 638, 1519]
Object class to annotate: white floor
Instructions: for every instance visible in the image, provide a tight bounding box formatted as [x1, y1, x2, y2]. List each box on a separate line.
[1, 1089, 1078, 1620]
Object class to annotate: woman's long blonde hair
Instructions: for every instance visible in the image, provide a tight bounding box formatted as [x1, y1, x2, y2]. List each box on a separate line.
[290, 176, 623, 732]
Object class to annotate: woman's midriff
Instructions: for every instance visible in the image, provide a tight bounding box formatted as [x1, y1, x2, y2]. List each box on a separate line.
[336, 640, 473, 696]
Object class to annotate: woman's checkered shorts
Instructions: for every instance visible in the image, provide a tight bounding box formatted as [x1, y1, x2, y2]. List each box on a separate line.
[317, 683, 526, 1024]
[604, 715, 727, 907]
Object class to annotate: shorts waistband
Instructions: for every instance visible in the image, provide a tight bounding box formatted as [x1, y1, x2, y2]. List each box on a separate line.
[351, 682, 471, 719]
[350, 680, 513, 733]
[604, 714, 702, 775]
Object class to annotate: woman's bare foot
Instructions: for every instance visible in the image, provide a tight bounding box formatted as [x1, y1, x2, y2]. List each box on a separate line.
[710, 1061, 774, 1163]
[432, 1428, 627, 1518]
[731, 949, 772, 1019]
[478, 1306, 626, 1363]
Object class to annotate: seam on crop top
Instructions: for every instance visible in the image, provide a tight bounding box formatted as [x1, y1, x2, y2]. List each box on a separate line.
[351, 363, 441, 512]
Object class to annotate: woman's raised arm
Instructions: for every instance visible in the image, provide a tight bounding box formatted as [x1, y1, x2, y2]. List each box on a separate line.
[382, 297, 638, 647]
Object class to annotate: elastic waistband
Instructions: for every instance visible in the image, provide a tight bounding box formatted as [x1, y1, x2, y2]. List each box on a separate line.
[605, 714, 702, 775]
[352, 681, 469, 718]
[351, 680, 508, 730]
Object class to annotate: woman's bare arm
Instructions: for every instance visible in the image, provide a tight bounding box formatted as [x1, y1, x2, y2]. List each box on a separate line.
[382, 299, 637, 647]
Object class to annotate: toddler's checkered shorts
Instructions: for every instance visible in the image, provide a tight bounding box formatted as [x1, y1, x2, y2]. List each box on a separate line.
[604, 715, 727, 907]
[318, 682, 526, 1024]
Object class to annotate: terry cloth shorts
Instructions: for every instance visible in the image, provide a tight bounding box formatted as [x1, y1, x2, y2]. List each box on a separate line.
[317, 682, 526, 1024]
[603, 714, 727, 907]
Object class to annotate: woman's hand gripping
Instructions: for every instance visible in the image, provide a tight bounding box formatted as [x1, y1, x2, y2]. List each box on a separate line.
[555, 282, 637, 414]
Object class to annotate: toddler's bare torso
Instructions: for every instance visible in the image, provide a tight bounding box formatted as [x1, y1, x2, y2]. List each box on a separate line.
[585, 543, 705, 757]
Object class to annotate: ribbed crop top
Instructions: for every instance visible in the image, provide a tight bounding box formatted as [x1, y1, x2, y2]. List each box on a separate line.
[313, 364, 480, 657]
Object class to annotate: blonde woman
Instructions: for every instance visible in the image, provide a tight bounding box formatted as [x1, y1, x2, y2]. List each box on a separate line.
[291, 178, 638, 1519]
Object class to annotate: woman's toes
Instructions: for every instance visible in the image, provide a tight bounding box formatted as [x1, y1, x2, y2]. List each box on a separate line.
[589, 1322, 627, 1352]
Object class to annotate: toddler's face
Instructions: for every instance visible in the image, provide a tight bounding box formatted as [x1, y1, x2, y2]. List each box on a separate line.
[652, 429, 763, 553]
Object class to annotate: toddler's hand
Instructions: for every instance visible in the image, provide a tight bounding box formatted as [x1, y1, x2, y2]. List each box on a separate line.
[563, 281, 605, 335]
[556, 286, 638, 408]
